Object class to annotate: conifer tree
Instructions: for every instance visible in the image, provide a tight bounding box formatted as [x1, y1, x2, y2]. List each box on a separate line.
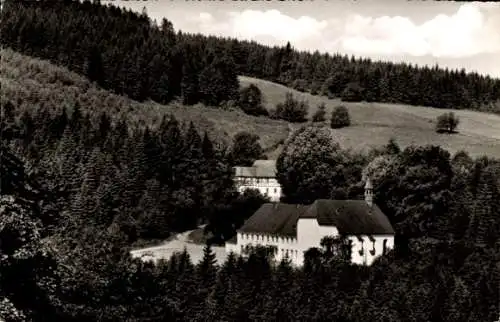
[69, 103, 82, 139]
[49, 107, 68, 141]
[19, 110, 35, 148]
[331, 105, 351, 129]
[57, 127, 81, 194]
[197, 244, 218, 286]
[191, 245, 218, 320]
[122, 130, 148, 210]
[312, 102, 326, 122]
[95, 112, 111, 147]
[158, 115, 183, 186]
[198, 55, 239, 106]
[468, 167, 500, 246]
[142, 127, 161, 179]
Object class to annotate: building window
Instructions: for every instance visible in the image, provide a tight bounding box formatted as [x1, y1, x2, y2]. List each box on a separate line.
[382, 239, 388, 255]
[370, 240, 376, 256]
[274, 188, 277, 193]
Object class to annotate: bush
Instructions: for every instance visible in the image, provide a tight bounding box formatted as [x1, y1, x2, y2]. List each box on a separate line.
[238, 84, 268, 116]
[274, 92, 308, 123]
[228, 131, 266, 166]
[331, 105, 351, 128]
[340, 82, 364, 102]
[436, 112, 459, 133]
[268, 108, 279, 120]
[312, 103, 326, 122]
[309, 82, 321, 96]
[292, 79, 308, 92]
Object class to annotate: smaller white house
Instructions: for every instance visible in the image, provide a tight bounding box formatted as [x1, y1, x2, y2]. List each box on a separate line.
[226, 179, 395, 266]
[233, 160, 281, 202]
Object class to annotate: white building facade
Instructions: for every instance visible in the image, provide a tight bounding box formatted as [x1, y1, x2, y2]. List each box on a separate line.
[233, 160, 282, 202]
[225, 179, 395, 266]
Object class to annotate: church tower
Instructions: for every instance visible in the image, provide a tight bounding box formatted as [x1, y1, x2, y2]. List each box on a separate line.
[364, 177, 373, 207]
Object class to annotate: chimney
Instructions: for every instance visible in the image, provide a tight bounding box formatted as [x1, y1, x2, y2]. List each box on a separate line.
[364, 177, 373, 207]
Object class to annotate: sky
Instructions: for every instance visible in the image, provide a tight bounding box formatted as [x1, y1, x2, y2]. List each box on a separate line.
[115, 1, 500, 78]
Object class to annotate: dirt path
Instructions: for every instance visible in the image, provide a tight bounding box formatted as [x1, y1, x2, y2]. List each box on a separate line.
[130, 227, 228, 265]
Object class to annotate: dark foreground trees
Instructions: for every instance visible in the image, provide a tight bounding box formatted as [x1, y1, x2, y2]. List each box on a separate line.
[2, 119, 499, 321]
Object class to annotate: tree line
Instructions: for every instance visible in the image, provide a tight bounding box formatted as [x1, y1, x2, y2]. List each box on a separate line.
[0, 0, 239, 107]
[1, 0, 500, 114]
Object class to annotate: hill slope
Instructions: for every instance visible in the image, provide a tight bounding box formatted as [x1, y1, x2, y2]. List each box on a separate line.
[240, 76, 500, 159]
[2, 49, 499, 159]
[1, 49, 289, 151]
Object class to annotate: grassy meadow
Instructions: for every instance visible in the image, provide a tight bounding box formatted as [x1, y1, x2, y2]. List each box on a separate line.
[239, 76, 500, 159]
[2, 48, 499, 159]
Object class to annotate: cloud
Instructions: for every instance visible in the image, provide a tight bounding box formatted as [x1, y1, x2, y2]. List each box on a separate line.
[229, 10, 328, 44]
[175, 4, 499, 60]
[342, 3, 500, 58]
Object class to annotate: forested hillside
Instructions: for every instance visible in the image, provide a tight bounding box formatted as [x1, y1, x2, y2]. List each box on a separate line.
[0, 48, 290, 151]
[1, 1, 499, 321]
[2, 0, 500, 113]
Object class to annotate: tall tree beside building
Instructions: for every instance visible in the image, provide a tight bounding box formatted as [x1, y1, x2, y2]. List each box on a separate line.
[277, 125, 352, 204]
[228, 131, 266, 167]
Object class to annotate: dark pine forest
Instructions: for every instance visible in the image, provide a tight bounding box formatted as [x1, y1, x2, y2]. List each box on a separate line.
[1, 1, 499, 321]
[2, 0, 500, 112]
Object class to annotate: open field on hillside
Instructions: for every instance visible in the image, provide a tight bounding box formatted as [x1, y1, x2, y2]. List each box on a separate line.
[240, 76, 500, 158]
[2, 49, 499, 159]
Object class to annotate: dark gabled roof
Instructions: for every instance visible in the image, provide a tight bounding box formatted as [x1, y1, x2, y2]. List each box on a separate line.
[301, 199, 394, 235]
[237, 203, 308, 237]
[236, 199, 394, 238]
[233, 160, 276, 178]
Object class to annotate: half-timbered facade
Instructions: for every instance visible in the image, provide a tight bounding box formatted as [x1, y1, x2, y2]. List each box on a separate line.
[233, 160, 281, 202]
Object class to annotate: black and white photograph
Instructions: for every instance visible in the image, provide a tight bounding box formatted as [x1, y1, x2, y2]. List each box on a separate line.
[1, 0, 499, 321]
